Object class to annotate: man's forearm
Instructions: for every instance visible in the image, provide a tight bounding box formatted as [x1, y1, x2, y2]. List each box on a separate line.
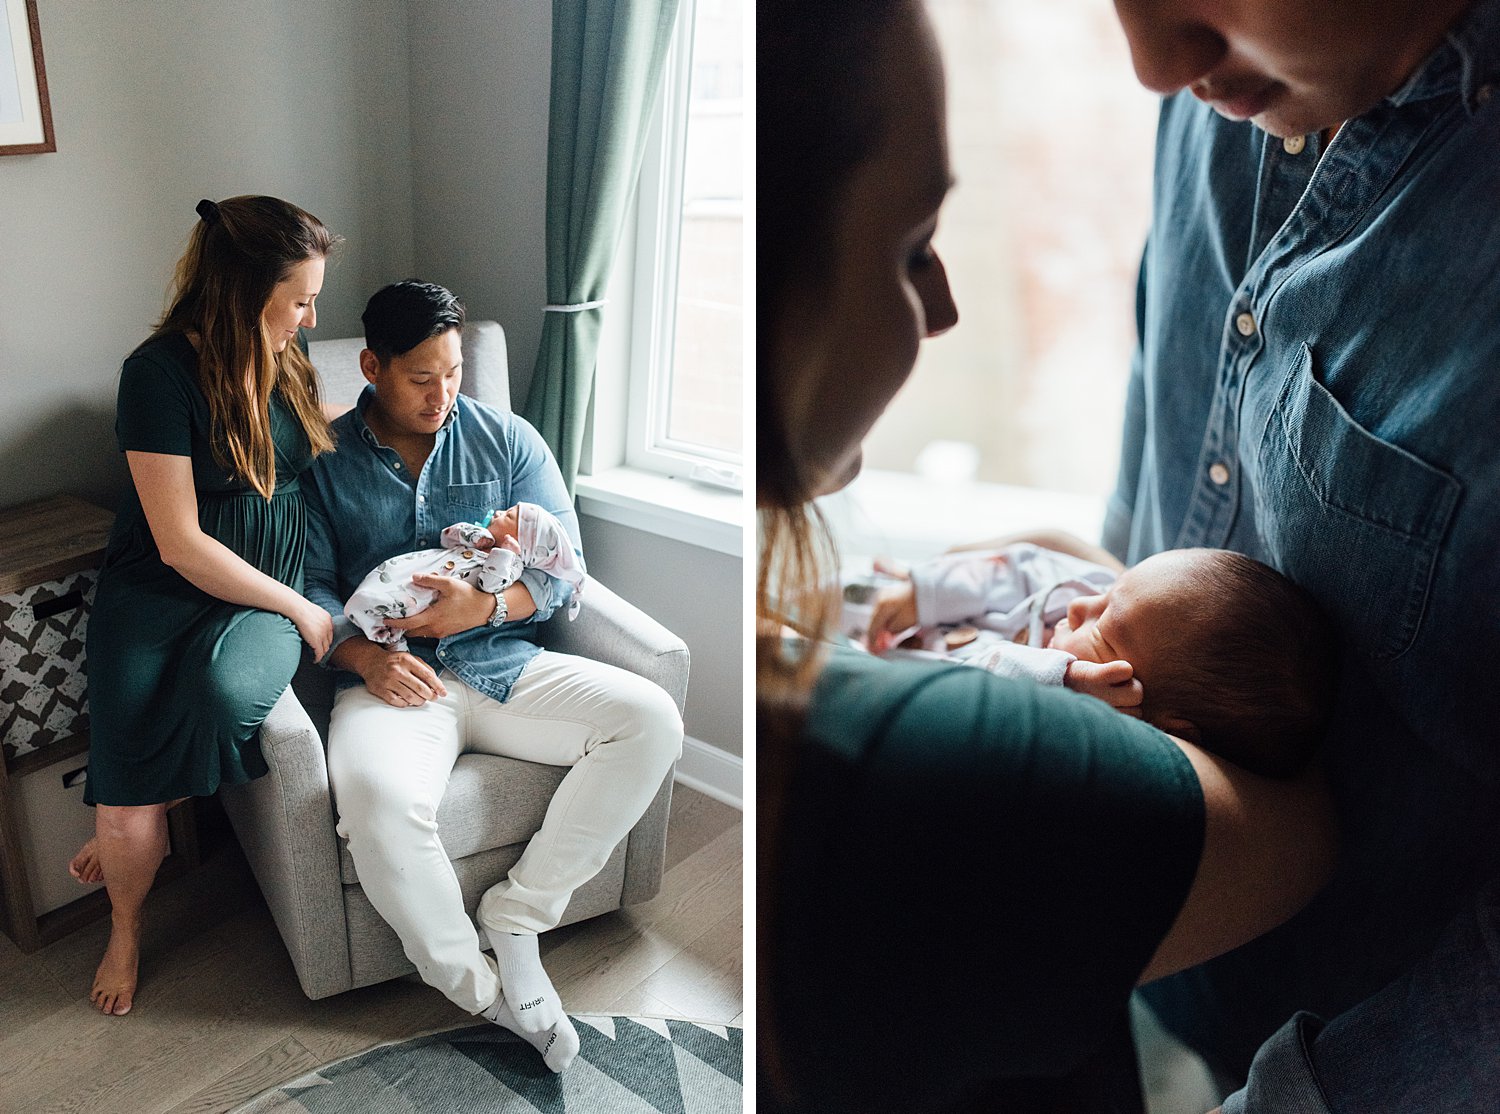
[329, 634, 384, 678]
[502, 580, 537, 623]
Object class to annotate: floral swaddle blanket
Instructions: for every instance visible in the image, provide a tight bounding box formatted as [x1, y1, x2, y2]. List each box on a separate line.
[345, 502, 586, 651]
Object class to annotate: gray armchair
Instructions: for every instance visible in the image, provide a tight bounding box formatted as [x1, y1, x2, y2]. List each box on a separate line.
[220, 321, 689, 1000]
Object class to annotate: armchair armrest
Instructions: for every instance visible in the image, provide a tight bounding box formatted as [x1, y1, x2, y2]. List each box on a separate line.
[540, 578, 689, 905]
[541, 579, 690, 714]
[219, 682, 351, 999]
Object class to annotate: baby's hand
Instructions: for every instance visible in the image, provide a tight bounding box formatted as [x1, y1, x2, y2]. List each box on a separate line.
[866, 582, 919, 652]
[1064, 659, 1143, 716]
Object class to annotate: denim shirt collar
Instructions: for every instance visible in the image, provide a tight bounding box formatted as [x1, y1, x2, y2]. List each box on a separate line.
[1388, 0, 1500, 114]
[351, 382, 461, 453]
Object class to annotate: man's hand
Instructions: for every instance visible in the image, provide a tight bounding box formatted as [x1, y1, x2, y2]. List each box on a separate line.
[1065, 658, 1144, 716]
[332, 637, 448, 708]
[866, 582, 919, 652]
[386, 574, 496, 639]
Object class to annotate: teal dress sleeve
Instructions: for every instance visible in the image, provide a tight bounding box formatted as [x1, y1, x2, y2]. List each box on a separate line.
[117, 346, 195, 456]
[771, 648, 1205, 1111]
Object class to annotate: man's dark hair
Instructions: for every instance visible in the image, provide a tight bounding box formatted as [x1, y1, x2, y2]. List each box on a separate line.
[362, 280, 466, 362]
[1143, 550, 1339, 779]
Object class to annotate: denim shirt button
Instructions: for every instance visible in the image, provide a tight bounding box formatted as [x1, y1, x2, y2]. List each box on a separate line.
[1209, 462, 1232, 485]
[1235, 312, 1257, 336]
[1283, 134, 1306, 155]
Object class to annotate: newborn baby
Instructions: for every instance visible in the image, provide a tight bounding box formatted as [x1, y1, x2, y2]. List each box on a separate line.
[346, 502, 586, 651]
[863, 545, 1337, 777]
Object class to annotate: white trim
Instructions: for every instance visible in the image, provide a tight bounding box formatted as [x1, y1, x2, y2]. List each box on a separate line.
[674, 734, 742, 810]
[576, 466, 742, 557]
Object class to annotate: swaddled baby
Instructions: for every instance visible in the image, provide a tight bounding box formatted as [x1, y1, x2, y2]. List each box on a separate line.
[345, 501, 586, 651]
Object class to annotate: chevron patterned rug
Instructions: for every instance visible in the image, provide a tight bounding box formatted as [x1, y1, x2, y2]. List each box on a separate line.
[231, 1015, 742, 1113]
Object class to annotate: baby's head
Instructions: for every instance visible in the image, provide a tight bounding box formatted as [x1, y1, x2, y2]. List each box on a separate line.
[1049, 548, 1337, 777]
[488, 505, 522, 545]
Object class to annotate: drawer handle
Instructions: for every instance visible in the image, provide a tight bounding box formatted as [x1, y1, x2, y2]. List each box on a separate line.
[62, 766, 87, 789]
[33, 589, 84, 621]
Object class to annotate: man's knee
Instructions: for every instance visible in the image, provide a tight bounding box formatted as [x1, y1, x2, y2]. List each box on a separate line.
[332, 771, 440, 841]
[622, 680, 684, 768]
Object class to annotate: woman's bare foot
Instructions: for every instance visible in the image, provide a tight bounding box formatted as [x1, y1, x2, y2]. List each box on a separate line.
[90, 924, 140, 1015]
[69, 838, 103, 884]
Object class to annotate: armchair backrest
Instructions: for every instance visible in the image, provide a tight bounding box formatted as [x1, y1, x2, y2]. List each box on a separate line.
[307, 319, 511, 414]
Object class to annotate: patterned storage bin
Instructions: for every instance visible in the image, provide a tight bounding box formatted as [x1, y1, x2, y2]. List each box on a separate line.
[0, 569, 97, 763]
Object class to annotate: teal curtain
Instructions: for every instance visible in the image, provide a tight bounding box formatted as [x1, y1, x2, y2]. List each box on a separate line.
[523, 0, 682, 493]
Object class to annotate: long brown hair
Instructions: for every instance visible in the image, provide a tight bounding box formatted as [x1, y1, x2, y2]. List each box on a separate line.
[149, 195, 339, 499]
[757, 1, 906, 1103]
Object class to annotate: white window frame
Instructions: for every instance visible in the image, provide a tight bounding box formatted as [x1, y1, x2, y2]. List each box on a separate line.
[605, 0, 743, 488]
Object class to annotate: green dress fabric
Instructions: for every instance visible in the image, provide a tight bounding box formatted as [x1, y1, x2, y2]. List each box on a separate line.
[769, 646, 1206, 1112]
[85, 333, 310, 806]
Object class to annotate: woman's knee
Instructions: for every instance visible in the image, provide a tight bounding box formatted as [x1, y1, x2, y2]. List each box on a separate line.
[191, 614, 300, 720]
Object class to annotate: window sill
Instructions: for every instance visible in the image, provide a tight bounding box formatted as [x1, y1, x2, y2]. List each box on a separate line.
[818, 468, 1108, 561]
[576, 467, 743, 558]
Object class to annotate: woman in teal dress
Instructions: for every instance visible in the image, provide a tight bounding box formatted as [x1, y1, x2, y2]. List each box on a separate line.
[69, 196, 340, 1016]
[757, 3, 1338, 1111]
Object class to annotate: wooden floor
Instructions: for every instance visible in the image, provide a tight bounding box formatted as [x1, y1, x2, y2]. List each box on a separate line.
[0, 785, 742, 1114]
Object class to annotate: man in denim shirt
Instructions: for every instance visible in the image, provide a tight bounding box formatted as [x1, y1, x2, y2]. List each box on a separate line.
[302, 282, 682, 1072]
[1107, 1, 1500, 1110]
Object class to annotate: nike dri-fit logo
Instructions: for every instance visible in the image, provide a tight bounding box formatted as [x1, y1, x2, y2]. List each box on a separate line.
[519, 997, 545, 1011]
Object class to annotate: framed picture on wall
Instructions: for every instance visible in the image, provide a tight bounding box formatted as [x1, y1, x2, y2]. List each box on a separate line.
[0, 0, 53, 155]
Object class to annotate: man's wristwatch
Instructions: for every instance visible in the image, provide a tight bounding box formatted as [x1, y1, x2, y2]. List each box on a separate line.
[487, 589, 508, 628]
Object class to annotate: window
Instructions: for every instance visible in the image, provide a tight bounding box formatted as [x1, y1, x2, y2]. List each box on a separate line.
[610, 0, 744, 487]
[858, 0, 1157, 500]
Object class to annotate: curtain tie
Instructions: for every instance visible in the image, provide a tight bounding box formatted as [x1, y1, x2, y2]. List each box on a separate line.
[543, 299, 608, 312]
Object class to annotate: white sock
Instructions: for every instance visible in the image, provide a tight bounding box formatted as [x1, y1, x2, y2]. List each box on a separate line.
[486, 928, 564, 1033]
[481, 992, 580, 1073]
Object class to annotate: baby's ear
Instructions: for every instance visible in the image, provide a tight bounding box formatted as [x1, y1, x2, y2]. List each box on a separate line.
[1154, 712, 1201, 743]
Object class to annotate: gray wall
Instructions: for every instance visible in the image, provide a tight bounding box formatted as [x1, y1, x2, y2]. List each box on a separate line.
[0, 0, 743, 762]
[408, 0, 552, 408]
[579, 520, 742, 759]
[0, 0, 415, 510]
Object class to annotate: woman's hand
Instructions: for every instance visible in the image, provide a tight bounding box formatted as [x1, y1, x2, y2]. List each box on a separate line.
[866, 582, 919, 652]
[290, 599, 334, 661]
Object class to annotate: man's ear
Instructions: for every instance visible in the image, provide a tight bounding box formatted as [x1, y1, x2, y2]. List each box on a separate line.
[1154, 713, 1201, 744]
[359, 348, 382, 385]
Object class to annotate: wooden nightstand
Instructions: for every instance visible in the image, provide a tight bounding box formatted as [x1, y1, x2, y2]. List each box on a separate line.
[0, 494, 199, 951]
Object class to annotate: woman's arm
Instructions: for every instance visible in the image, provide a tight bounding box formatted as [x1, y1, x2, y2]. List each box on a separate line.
[1138, 738, 1338, 984]
[128, 450, 332, 658]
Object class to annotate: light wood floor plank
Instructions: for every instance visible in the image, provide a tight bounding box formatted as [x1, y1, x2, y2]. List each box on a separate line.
[165, 1036, 322, 1114]
[0, 785, 741, 1113]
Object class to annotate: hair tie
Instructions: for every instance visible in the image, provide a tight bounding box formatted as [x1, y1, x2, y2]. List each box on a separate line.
[195, 198, 220, 224]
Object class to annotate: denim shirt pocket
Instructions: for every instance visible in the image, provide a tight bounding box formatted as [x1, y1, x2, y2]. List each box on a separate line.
[447, 480, 509, 523]
[1251, 343, 1459, 661]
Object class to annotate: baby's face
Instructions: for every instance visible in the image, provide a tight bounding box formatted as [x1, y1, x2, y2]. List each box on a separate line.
[489, 505, 521, 544]
[1049, 550, 1203, 680]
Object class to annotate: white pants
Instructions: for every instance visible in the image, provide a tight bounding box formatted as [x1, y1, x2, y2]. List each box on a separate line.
[326, 650, 683, 1013]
